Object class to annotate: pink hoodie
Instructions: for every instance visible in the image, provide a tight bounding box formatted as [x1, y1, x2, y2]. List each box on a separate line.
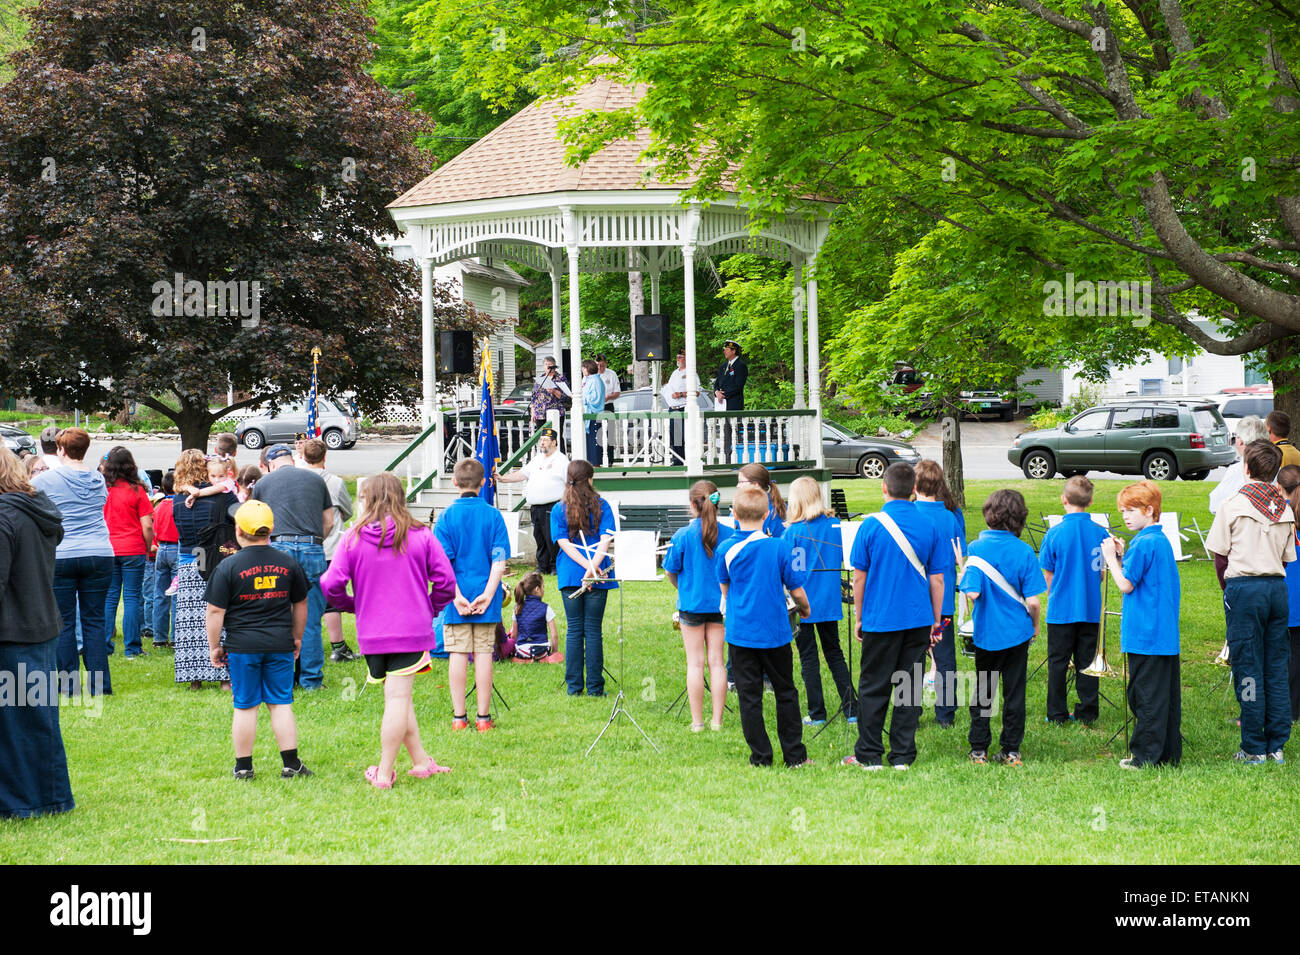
[320, 519, 456, 655]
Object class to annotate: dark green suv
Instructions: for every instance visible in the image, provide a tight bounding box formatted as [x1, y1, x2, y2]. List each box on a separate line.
[1008, 401, 1235, 480]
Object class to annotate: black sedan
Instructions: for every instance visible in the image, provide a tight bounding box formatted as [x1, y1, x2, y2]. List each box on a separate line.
[0, 424, 39, 458]
[822, 421, 922, 479]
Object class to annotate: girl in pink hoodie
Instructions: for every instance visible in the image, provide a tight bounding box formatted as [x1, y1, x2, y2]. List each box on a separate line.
[321, 473, 457, 788]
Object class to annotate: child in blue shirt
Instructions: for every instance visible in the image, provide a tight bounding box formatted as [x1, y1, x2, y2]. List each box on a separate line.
[959, 489, 1046, 767]
[737, 463, 786, 537]
[508, 572, 558, 660]
[434, 458, 510, 731]
[1101, 480, 1181, 769]
[1038, 475, 1111, 726]
[715, 487, 811, 768]
[783, 476, 855, 727]
[846, 463, 951, 771]
[913, 460, 966, 728]
[664, 480, 733, 731]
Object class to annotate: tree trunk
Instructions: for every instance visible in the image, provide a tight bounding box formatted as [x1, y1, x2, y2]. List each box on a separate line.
[1266, 336, 1300, 427]
[628, 262, 649, 389]
[175, 402, 216, 451]
[940, 403, 966, 510]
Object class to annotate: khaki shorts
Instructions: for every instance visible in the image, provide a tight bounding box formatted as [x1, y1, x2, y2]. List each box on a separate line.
[444, 622, 497, 655]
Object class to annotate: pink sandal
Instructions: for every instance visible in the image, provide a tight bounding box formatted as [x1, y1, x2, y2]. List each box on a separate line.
[407, 757, 453, 778]
[365, 765, 396, 789]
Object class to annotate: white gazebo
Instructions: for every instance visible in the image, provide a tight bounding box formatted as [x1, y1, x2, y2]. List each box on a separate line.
[386, 74, 837, 501]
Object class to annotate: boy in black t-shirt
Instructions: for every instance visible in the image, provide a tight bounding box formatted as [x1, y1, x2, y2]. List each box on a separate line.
[206, 500, 312, 780]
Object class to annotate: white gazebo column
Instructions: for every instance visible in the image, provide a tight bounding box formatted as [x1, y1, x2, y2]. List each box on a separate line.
[563, 210, 585, 460]
[419, 256, 444, 479]
[650, 268, 662, 412]
[806, 252, 824, 468]
[792, 257, 805, 409]
[682, 207, 703, 473]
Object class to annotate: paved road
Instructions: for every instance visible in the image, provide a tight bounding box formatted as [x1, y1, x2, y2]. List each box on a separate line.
[96, 419, 1230, 484]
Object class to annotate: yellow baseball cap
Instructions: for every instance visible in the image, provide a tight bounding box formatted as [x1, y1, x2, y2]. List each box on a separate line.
[234, 500, 274, 537]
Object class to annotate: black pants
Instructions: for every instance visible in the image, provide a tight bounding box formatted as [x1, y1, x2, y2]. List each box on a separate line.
[1291, 626, 1300, 722]
[969, 641, 1029, 754]
[1046, 621, 1100, 723]
[731, 643, 806, 767]
[530, 503, 559, 574]
[855, 627, 929, 766]
[1127, 653, 1181, 767]
[796, 620, 856, 721]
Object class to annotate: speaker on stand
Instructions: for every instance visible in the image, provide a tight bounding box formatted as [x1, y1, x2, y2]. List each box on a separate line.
[439, 330, 475, 376]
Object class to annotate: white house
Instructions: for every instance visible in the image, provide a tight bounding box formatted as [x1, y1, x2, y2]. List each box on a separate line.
[433, 257, 531, 398]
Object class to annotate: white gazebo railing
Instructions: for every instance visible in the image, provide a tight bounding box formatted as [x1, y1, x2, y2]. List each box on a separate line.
[584, 409, 819, 470]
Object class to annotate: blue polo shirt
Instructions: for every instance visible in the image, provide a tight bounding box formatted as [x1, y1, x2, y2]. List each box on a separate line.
[434, 494, 511, 624]
[914, 500, 966, 617]
[850, 499, 951, 633]
[551, 498, 618, 591]
[785, 514, 844, 623]
[1119, 524, 1180, 655]
[1288, 529, 1300, 628]
[663, 518, 734, 614]
[1039, 512, 1110, 625]
[715, 530, 807, 648]
[959, 530, 1047, 651]
[764, 504, 785, 538]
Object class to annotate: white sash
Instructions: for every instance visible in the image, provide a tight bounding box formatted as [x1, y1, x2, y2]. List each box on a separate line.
[963, 555, 1027, 610]
[866, 512, 926, 581]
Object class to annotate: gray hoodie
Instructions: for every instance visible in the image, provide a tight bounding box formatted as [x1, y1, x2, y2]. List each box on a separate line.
[33, 466, 112, 559]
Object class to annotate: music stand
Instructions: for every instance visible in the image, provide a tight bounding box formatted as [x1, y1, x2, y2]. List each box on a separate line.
[586, 534, 662, 756]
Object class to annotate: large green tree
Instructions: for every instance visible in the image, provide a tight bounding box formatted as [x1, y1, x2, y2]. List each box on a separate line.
[421, 0, 1300, 417]
[0, 0, 483, 448]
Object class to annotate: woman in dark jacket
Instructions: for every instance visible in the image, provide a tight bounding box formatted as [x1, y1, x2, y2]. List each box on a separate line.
[0, 445, 74, 820]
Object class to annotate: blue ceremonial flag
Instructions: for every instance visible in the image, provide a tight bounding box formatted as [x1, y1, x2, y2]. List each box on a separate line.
[475, 344, 499, 505]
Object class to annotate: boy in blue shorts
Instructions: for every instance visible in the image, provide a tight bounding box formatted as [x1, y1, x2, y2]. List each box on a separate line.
[1102, 480, 1183, 768]
[959, 489, 1046, 767]
[846, 462, 951, 770]
[715, 488, 812, 768]
[205, 500, 311, 780]
[435, 458, 510, 732]
[1039, 475, 1110, 725]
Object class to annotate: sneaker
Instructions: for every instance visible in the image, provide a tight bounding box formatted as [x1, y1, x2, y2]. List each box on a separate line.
[281, 762, 313, 778]
[841, 754, 883, 771]
[802, 715, 827, 727]
[1044, 717, 1067, 725]
[232, 767, 255, 781]
[847, 716, 858, 725]
[1118, 757, 1139, 770]
[992, 750, 1023, 766]
[763, 678, 773, 693]
[165, 576, 179, 596]
[476, 717, 495, 733]
[1269, 750, 1285, 764]
[968, 750, 988, 764]
[451, 717, 469, 731]
[690, 722, 705, 733]
[329, 644, 359, 663]
[892, 762, 909, 771]
[1233, 750, 1266, 765]
[789, 758, 814, 769]
[140, 628, 154, 642]
[726, 681, 736, 692]
[709, 722, 722, 732]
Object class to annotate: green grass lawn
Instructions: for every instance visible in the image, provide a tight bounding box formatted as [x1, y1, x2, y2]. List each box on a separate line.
[2, 478, 1293, 864]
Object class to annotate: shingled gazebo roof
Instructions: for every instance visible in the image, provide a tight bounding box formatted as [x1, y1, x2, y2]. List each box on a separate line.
[389, 76, 704, 209]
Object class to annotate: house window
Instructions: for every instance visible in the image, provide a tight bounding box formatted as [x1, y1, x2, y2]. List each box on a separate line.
[1140, 378, 1163, 396]
[1168, 357, 1183, 375]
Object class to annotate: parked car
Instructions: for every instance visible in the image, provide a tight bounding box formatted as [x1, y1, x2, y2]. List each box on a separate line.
[1008, 400, 1234, 480]
[235, 398, 359, 451]
[0, 424, 38, 458]
[958, 388, 1018, 421]
[500, 383, 534, 406]
[611, 387, 715, 413]
[442, 404, 531, 470]
[822, 421, 922, 479]
[1213, 392, 1273, 435]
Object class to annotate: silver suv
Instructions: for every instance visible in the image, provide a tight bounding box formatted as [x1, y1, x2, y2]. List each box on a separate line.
[235, 398, 358, 451]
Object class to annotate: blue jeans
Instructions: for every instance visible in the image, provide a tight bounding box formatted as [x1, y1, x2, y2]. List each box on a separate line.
[1225, 576, 1293, 754]
[152, 543, 178, 644]
[586, 422, 602, 466]
[104, 555, 146, 657]
[562, 585, 609, 695]
[53, 555, 113, 696]
[0, 637, 74, 819]
[141, 556, 155, 633]
[932, 616, 957, 723]
[273, 540, 327, 689]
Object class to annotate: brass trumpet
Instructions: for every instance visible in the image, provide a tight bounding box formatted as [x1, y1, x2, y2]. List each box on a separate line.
[1082, 566, 1113, 677]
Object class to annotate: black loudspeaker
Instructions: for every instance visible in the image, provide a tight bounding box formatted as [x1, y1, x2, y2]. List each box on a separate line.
[439, 330, 475, 375]
[560, 350, 573, 385]
[634, 314, 669, 361]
